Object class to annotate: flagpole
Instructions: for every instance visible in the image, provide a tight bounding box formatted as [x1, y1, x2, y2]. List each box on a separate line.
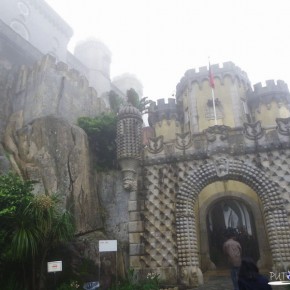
[208, 59, 217, 125]
[211, 87, 217, 125]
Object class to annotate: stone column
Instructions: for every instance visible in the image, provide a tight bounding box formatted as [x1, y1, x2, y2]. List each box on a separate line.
[116, 104, 144, 268]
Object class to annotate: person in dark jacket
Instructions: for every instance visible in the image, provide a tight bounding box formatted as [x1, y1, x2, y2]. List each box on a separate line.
[238, 257, 272, 290]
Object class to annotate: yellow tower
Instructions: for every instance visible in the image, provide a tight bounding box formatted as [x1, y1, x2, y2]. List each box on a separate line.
[148, 98, 182, 142]
[176, 62, 251, 133]
[247, 80, 290, 127]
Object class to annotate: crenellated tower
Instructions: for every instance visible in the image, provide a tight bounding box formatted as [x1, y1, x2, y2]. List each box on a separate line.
[176, 61, 251, 133]
[147, 98, 183, 142]
[247, 80, 290, 127]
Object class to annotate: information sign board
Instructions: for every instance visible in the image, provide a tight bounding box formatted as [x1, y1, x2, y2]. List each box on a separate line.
[47, 261, 62, 273]
[99, 240, 117, 252]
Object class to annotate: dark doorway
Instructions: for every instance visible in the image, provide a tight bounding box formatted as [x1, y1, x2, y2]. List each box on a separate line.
[206, 198, 260, 268]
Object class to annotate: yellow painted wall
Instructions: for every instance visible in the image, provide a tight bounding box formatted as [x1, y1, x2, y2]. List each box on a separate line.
[197, 180, 259, 207]
[154, 119, 181, 142]
[186, 76, 247, 132]
[255, 102, 290, 127]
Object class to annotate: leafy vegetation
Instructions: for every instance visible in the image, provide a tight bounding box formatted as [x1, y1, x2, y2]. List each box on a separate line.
[126, 88, 151, 114]
[0, 172, 75, 290]
[109, 269, 160, 290]
[78, 88, 151, 171]
[57, 280, 81, 290]
[126, 88, 139, 108]
[108, 90, 124, 114]
[78, 113, 117, 170]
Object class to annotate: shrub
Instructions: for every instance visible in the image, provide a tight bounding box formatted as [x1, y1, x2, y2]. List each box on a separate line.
[110, 269, 160, 290]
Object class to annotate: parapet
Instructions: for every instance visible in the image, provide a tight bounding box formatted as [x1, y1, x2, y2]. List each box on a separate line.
[176, 61, 250, 99]
[14, 54, 107, 125]
[247, 80, 290, 108]
[252, 80, 289, 96]
[148, 98, 183, 126]
[25, 54, 91, 90]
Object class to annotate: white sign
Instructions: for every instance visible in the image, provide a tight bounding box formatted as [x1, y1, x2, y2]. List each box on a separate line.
[99, 240, 117, 252]
[47, 261, 62, 273]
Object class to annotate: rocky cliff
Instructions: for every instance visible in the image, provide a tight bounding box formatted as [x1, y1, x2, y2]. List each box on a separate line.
[4, 113, 103, 233]
[0, 50, 130, 283]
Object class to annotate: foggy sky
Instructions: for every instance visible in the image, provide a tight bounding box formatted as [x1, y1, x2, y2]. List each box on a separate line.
[45, 0, 290, 101]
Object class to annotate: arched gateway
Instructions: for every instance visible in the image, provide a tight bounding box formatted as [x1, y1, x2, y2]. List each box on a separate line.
[176, 158, 290, 287]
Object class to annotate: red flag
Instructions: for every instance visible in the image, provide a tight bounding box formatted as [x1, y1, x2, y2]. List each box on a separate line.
[209, 62, 215, 89]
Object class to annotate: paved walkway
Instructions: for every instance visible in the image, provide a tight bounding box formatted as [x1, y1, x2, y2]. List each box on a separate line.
[194, 275, 232, 289]
[191, 270, 289, 290]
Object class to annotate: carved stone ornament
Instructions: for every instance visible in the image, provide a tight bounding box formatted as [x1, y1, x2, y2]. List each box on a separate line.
[123, 177, 137, 191]
[243, 121, 264, 140]
[175, 132, 191, 149]
[215, 157, 229, 177]
[148, 136, 164, 153]
[180, 266, 203, 287]
[118, 158, 139, 191]
[205, 125, 230, 142]
[276, 117, 290, 136]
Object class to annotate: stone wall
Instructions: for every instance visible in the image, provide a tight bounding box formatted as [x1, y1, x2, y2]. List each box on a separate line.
[12, 54, 107, 126]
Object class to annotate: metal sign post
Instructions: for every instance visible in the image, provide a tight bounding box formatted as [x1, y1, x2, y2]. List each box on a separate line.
[47, 261, 62, 290]
[99, 240, 117, 290]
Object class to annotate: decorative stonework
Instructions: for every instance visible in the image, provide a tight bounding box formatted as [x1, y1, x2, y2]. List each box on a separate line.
[276, 117, 290, 136]
[215, 157, 229, 177]
[141, 160, 205, 283]
[205, 125, 230, 142]
[176, 158, 290, 287]
[140, 145, 290, 285]
[243, 121, 264, 140]
[147, 136, 164, 153]
[175, 132, 191, 149]
[117, 104, 143, 191]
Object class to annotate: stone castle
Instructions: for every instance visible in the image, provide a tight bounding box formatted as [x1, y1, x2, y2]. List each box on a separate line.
[1, 0, 290, 289]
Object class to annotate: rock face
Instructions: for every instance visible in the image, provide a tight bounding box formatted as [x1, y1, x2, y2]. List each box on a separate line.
[4, 113, 103, 234]
[0, 53, 129, 282]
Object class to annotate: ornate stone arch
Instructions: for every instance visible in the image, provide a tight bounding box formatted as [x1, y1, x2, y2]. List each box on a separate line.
[176, 158, 290, 287]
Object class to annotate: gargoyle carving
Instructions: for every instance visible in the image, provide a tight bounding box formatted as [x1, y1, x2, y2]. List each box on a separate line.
[243, 121, 264, 140]
[175, 132, 191, 149]
[148, 136, 164, 153]
[276, 117, 290, 136]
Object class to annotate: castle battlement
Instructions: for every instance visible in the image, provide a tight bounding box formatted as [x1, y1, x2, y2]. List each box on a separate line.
[13, 54, 105, 126]
[247, 79, 290, 109]
[252, 80, 289, 96]
[148, 98, 183, 126]
[24, 54, 92, 91]
[149, 98, 178, 111]
[176, 61, 250, 98]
